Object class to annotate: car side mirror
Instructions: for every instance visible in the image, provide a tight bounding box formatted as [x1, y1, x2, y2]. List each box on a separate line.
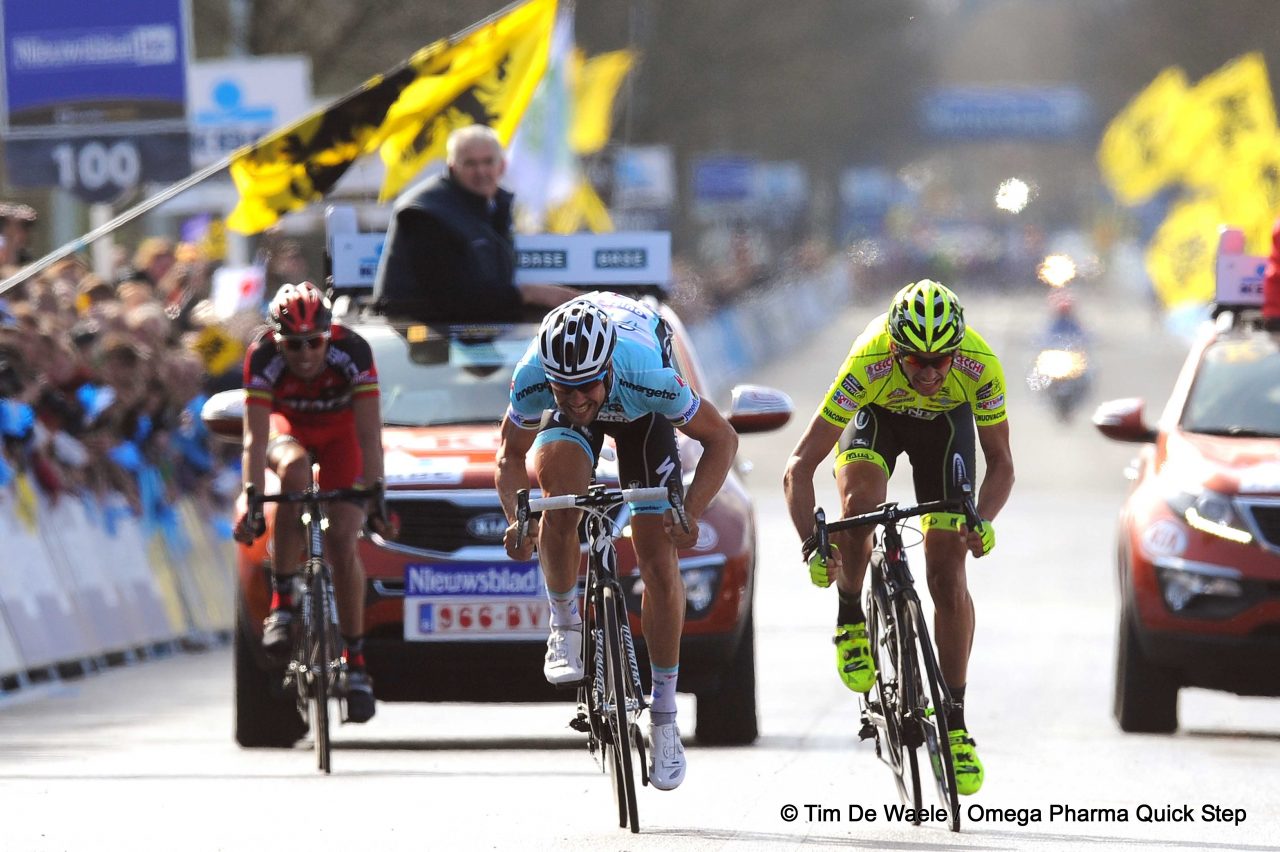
[201, 389, 246, 444]
[1092, 397, 1157, 443]
[726, 384, 793, 434]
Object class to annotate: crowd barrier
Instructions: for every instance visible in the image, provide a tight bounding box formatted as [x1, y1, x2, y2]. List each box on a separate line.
[685, 258, 853, 398]
[0, 474, 235, 696]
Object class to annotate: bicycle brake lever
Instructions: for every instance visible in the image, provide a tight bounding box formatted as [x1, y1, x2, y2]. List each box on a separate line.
[811, 508, 830, 561]
[958, 480, 983, 532]
[515, 489, 530, 548]
[668, 486, 691, 534]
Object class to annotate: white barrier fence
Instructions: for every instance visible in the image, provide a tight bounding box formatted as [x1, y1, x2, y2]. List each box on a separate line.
[685, 258, 853, 399]
[0, 476, 235, 693]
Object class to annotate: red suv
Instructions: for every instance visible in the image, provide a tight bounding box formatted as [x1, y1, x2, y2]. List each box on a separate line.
[1094, 292, 1280, 732]
[209, 303, 792, 748]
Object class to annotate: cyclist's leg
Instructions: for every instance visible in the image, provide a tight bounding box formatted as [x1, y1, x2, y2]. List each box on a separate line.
[313, 428, 366, 641]
[262, 417, 310, 652]
[313, 430, 375, 721]
[532, 412, 598, 603]
[905, 405, 977, 690]
[905, 406, 983, 793]
[831, 407, 896, 692]
[610, 414, 686, 790]
[532, 412, 598, 684]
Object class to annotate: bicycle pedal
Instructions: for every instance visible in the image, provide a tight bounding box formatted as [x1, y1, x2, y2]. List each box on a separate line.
[858, 722, 876, 741]
[569, 715, 592, 734]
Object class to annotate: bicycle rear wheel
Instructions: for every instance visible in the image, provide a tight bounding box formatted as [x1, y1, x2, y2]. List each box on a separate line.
[601, 584, 639, 833]
[311, 569, 333, 774]
[863, 559, 921, 811]
[904, 597, 960, 831]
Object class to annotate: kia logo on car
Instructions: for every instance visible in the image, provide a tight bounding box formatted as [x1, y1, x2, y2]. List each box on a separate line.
[466, 513, 509, 541]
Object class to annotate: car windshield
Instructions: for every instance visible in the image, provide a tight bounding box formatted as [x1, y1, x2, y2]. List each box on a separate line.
[362, 320, 540, 426]
[1181, 335, 1280, 437]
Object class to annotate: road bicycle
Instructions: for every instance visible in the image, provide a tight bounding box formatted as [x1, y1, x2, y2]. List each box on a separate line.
[245, 474, 373, 774]
[516, 483, 687, 834]
[810, 484, 981, 833]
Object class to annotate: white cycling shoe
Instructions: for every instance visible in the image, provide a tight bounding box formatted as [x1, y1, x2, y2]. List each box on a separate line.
[647, 720, 687, 791]
[543, 625, 584, 685]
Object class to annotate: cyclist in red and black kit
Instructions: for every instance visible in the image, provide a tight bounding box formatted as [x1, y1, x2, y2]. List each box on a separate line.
[233, 282, 389, 723]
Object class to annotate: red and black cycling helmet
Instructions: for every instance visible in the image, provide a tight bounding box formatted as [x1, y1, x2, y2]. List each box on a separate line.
[269, 281, 331, 338]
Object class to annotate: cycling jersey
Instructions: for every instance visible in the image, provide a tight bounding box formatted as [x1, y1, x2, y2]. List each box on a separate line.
[819, 313, 1007, 428]
[243, 324, 380, 491]
[243, 323, 380, 423]
[506, 291, 699, 429]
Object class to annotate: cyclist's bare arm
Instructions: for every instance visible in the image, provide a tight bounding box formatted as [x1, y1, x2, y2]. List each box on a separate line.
[675, 402, 738, 519]
[783, 411, 844, 546]
[353, 393, 385, 486]
[242, 403, 271, 498]
[496, 415, 539, 559]
[975, 419, 1014, 522]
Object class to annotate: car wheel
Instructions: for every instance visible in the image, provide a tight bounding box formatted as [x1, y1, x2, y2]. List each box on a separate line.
[694, 611, 759, 745]
[1114, 607, 1179, 734]
[234, 601, 307, 748]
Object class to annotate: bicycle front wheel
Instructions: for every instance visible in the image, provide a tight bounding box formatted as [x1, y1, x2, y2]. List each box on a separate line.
[864, 569, 921, 811]
[602, 584, 640, 833]
[904, 597, 960, 831]
[311, 570, 333, 774]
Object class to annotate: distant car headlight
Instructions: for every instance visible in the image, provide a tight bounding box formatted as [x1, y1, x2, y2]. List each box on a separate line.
[1154, 557, 1248, 618]
[626, 557, 725, 617]
[1164, 487, 1254, 545]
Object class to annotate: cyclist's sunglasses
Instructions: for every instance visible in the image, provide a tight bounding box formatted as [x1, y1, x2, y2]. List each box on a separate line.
[280, 334, 328, 352]
[899, 351, 954, 370]
[549, 375, 605, 394]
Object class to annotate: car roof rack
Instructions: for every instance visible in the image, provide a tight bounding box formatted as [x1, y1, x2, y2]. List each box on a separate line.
[324, 204, 673, 316]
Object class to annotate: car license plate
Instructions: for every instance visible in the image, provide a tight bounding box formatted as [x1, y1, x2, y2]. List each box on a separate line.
[402, 560, 548, 642]
[404, 599, 550, 641]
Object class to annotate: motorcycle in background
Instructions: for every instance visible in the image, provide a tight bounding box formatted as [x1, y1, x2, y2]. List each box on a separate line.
[1027, 290, 1093, 423]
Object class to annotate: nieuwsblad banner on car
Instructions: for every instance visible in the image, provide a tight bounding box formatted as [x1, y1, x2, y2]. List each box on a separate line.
[403, 560, 550, 642]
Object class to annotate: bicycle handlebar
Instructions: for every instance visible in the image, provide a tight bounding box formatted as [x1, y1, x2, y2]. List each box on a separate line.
[245, 482, 379, 508]
[514, 484, 689, 548]
[806, 480, 983, 558]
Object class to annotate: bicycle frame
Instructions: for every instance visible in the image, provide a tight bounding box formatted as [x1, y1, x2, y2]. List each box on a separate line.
[246, 476, 369, 774]
[813, 485, 981, 833]
[517, 483, 687, 834]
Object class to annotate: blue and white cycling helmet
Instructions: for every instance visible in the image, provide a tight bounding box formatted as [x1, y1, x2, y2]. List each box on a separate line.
[538, 300, 616, 385]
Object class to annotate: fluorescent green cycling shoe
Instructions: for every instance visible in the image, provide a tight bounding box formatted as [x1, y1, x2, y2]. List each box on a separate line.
[833, 623, 876, 693]
[948, 729, 984, 795]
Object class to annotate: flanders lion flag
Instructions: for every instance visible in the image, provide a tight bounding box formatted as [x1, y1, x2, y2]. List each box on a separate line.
[227, 0, 556, 234]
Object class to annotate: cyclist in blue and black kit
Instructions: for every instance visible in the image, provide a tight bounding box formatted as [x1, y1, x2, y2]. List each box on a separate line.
[496, 291, 740, 792]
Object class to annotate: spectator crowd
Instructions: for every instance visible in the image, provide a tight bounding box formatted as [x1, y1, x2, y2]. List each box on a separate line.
[0, 204, 300, 532]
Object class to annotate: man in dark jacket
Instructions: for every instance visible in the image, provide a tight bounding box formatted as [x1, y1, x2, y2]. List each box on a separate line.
[373, 124, 573, 322]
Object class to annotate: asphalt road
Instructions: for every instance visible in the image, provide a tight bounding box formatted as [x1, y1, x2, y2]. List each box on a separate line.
[3, 282, 1278, 852]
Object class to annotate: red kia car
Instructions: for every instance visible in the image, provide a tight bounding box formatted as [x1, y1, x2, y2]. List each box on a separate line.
[208, 302, 792, 749]
[1094, 305, 1280, 733]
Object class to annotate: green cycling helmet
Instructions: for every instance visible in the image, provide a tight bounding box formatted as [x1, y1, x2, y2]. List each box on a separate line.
[887, 279, 966, 353]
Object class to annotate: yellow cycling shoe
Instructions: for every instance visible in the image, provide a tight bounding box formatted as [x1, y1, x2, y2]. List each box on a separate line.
[948, 729, 984, 795]
[833, 623, 876, 693]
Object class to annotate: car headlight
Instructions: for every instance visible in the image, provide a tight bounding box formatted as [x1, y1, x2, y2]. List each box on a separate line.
[681, 567, 719, 614]
[1154, 558, 1248, 618]
[626, 559, 724, 617]
[1164, 487, 1254, 545]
